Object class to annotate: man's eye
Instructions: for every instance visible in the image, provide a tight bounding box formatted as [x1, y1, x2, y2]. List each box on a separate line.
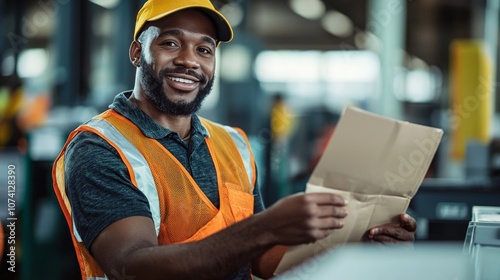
[161, 41, 177, 47]
[199, 47, 212, 54]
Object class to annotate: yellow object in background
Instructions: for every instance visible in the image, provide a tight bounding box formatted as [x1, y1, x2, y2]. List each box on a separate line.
[450, 40, 492, 160]
[271, 95, 294, 141]
[0, 86, 25, 147]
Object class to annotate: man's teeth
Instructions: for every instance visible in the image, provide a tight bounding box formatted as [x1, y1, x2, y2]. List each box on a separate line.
[168, 77, 195, 84]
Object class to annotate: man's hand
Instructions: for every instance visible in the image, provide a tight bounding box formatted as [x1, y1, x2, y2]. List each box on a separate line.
[256, 193, 349, 246]
[366, 213, 417, 244]
[251, 193, 348, 278]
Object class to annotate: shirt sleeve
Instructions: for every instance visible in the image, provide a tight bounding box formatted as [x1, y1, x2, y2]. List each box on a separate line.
[64, 131, 152, 250]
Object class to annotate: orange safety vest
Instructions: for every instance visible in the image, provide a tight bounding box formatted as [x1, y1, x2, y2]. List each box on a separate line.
[52, 109, 256, 280]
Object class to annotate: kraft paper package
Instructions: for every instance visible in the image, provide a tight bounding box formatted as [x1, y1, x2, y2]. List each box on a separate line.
[275, 106, 443, 274]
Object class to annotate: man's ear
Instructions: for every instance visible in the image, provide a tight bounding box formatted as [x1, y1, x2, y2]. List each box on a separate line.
[129, 40, 142, 67]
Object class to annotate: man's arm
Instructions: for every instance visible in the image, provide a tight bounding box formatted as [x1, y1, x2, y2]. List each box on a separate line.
[91, 193, 348, 280]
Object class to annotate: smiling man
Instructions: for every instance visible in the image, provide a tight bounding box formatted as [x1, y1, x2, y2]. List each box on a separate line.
[52, 1, 416, 280]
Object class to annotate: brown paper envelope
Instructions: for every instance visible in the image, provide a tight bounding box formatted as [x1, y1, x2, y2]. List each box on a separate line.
[275, 106, 443, 274]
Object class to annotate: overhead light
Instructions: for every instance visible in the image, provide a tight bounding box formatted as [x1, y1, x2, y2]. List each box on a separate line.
[88, 0, 119, 9]
[405, 69, 437, 102]
[255, 50, 322, 83]
[220, 3, 245, 28]
[321, 51, 379, 83]
[220, 44, 252, 81]
[409, 56, 429, 70]
[17, 49, 48, 78]
[321, 10, 354, 38]
[289, 0, 325, 20]
[354, 31, 379, 50]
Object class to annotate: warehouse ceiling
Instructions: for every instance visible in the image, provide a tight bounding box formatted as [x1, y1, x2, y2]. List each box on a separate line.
[243, 0, 483, 70]
[4, 0, 487, 73]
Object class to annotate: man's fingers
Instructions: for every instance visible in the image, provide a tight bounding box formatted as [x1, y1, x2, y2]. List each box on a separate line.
[400, 213, 417, 232]
[318, 217, 345, 230]
[369, 213, 417, 237]
[364, 214, 417, 245]
[305, 193, 348, 206]
[316, 205, 348, 218]
[369, 226, 415, 242]
[371, 234, 414, 245]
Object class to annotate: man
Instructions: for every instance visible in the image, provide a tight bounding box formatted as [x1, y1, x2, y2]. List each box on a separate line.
[52, 0, 416, 279]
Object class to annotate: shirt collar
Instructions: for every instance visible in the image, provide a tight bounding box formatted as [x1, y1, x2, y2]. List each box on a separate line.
[109, 91, 209, 139]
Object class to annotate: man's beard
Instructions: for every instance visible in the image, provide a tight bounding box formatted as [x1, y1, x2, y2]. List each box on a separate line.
[139, 55, 214, 116]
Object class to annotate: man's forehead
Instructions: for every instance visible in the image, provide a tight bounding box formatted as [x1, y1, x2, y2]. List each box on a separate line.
[156, 29, 217, 48]
[143, 9, 218, 41]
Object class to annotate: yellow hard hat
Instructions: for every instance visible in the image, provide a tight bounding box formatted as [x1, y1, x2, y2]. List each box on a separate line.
[134, 0, 233, 44]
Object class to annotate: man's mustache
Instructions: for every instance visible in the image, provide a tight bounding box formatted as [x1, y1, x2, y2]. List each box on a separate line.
[160, 67, 207, 85]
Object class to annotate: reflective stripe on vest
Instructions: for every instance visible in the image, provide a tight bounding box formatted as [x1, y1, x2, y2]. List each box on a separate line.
[81, 118, 161, 235]
[221, 125, 254, 187]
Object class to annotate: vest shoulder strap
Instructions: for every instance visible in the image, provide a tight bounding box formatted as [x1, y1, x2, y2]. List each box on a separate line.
[199, 117, 256, 188]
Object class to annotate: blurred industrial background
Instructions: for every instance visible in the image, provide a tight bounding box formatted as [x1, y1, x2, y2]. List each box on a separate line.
[1, 0, 500, 279]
